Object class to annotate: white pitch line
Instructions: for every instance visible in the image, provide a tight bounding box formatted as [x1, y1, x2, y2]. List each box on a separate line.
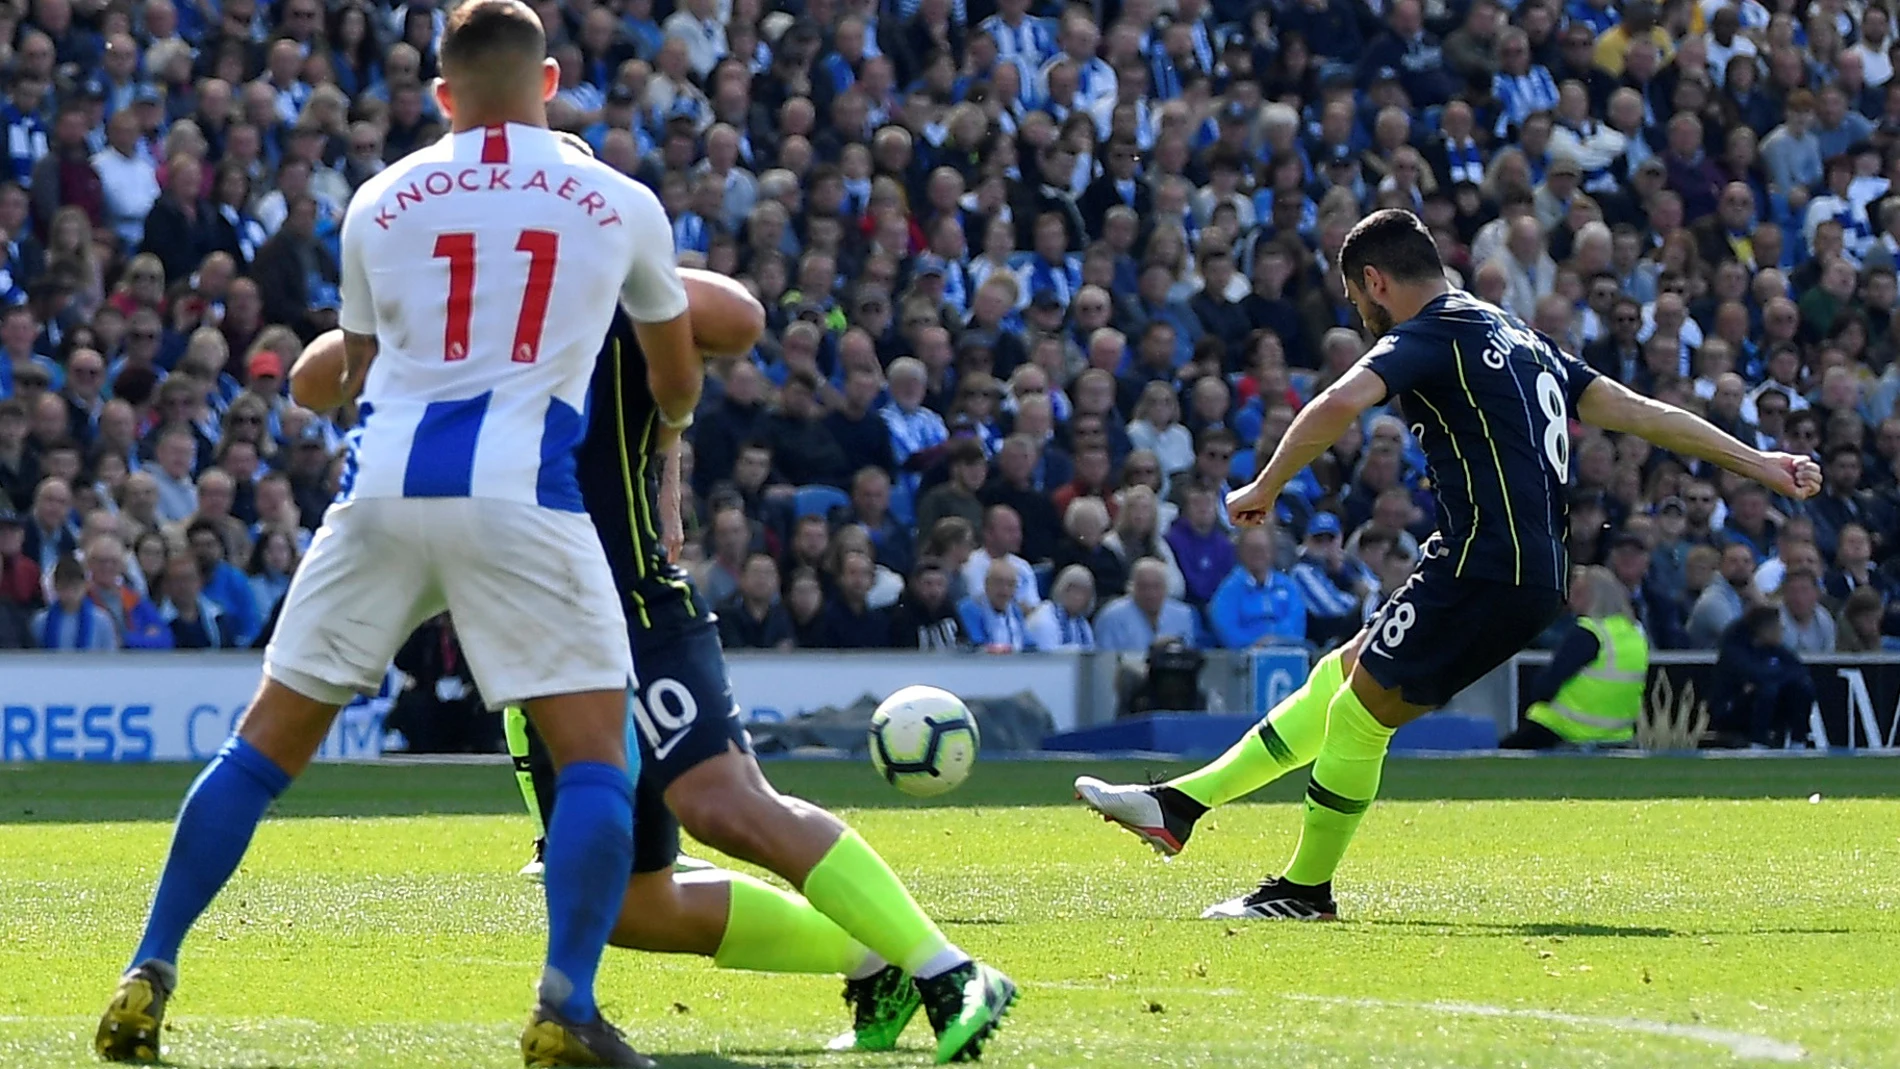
[1027, 986, 1806, 1063]
[1284, 994, 1808, 1063]
[3, 994, 1813, 1064]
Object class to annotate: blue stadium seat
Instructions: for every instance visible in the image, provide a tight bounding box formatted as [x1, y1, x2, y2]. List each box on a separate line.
[793, 484, 850, 520]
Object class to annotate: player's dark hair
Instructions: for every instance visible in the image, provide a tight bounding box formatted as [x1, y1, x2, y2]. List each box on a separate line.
[1339, 209, 1444, 288]
[439, 0, 545, 77]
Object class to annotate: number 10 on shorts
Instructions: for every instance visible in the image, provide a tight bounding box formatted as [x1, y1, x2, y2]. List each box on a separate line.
[629, 678, 700, 759]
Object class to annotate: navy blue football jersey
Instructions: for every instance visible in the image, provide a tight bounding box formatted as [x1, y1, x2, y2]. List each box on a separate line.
[1365, 289, 1599, 591]
[577, 310, 711, 633]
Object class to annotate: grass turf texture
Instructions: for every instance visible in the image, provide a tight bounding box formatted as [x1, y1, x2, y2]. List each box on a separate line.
[2, 758, 1897, 1069]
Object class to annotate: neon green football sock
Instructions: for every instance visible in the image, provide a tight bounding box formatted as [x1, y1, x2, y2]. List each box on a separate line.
[502, 706, 544, 836]
[1166, 648, 1346, 808]
[1282, 681, 1396, 887]
[802, 830, 957, 976]
[712, 870, 875, 975]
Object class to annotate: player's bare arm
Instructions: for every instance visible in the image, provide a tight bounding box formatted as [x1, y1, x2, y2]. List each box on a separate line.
[1226, 362, 1389, 525]
[290, 272, 761, 413]
[654, 270, 765, 561]
[1576, 375, 1824, 500]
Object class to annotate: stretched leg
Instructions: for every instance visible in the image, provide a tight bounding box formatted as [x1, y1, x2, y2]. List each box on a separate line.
[505, 705, 549, 837]
[1075, 641, 1357, 856]
[667, 749, 960, 977]
[1168, 643, 1356, 805]
[525, 690, 636, 1028]
[609, 866, 873, 976]
[98, 677, 340, 1062]
[668, 749, 1016, 1061]
[1281, 666, 1420, 887]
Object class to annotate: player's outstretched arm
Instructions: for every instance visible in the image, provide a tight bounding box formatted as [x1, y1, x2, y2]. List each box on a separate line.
[289, 329, 351, 411]
[1576, 376, 1823, 500]
[1226, 362, 1389, 525]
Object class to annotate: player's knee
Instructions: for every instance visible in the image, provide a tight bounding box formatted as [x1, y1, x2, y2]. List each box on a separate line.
[525, 689, 630, 769]
[671, 781, 784, 862]
[608, 872, 691, 951]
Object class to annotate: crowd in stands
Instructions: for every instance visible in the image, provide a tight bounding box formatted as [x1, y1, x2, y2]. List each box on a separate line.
[3, 0, 1900, 665]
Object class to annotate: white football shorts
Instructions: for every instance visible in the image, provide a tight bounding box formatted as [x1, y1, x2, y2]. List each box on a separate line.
[264, 496, 633, 709]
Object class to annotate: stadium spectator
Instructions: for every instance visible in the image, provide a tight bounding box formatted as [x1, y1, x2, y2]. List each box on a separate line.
[22, 476, 76, 573]
[245, 525, 296, 624]
[888, 560, 963, 650]
[1105, 483, 1185, 599]
[1834, 587, 1890, 653]
[816, 548, 889, 649]
[148, 424, 199, 522]
[1126, 380, 1193, 477]
[1026, 563, 1096, 651]
[1094, 556, 1199, 651]
[1688, 542, 1761, 648]
[1607, 530, 1687, 648]
[1207, 524, 1305, 650]
[83, 533, 169, 649]
[1777, 569, 1837, 654]
[1289, 512, 1370, 651]
[980, 434, 1061, 563]
[184, 516, 259, 645]
[699, 505, 752, 609]
[32, 554, 116, 650]
[958, 556, 1032, 652]
[962, 503, 1037, 611]
[1709, 605, 1816, 747]
[1166, 483, 1235, 606]
[1050, 495, 1123, 600]
[718, 553, 795, 651]
[158, 549, 238, 649]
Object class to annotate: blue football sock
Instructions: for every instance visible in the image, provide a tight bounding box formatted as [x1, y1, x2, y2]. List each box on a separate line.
[131, 737, 291, 971]
[539, 761, 634, 1023]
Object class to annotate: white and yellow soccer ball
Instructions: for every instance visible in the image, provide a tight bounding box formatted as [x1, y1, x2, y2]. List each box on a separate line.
[868, 685, 980, 797]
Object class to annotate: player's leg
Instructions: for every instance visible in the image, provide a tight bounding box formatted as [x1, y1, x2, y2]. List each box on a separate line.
[99, 501, 425, 1063]
[642, 623, 1013, 1062]
[665, 749, 1013, 1062]
[1209, 576, 1564, 920]
[439, 502, 649, 1067]
[505, 706, 552, 879]
[1076, 639, 1357, 855]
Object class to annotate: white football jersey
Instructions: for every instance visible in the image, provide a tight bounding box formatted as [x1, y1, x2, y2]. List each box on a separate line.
[335, 123, 687, 510]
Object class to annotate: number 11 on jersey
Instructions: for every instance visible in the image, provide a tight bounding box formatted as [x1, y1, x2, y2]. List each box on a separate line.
[432, 228, 562, 364]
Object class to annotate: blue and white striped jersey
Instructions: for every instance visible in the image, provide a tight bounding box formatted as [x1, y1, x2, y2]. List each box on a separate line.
[336, 124, 686, 512]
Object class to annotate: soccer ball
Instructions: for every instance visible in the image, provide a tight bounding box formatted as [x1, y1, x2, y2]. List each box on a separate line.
[868, 685, 980, 798]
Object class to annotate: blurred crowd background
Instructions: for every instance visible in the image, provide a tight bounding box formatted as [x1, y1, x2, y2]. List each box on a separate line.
[0, 0, 1897, 674]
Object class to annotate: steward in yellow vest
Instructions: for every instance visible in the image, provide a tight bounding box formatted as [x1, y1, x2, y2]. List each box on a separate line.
[1502, 566, 1651, 748]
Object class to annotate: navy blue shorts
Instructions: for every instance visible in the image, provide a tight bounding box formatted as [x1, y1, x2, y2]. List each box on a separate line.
[526, 619, 751, 874]
[1356, 568, 1566, 709]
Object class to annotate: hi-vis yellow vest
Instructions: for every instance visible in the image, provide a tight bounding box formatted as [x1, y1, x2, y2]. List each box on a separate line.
[1527, 616, 1650, 744]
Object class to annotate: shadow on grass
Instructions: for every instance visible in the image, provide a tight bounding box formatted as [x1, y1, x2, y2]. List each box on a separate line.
[663, 1049, 861, 1068]
[1363, 919, 1857, 938]
[6, 756, 1900, 824]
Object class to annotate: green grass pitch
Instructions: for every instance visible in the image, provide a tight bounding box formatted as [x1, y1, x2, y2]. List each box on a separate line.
[2, 756, 1898, 1068]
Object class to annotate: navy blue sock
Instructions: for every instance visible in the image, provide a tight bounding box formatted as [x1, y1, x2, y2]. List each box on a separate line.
[540, 761, 634, 1023]
[131, 737, 291, 971]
